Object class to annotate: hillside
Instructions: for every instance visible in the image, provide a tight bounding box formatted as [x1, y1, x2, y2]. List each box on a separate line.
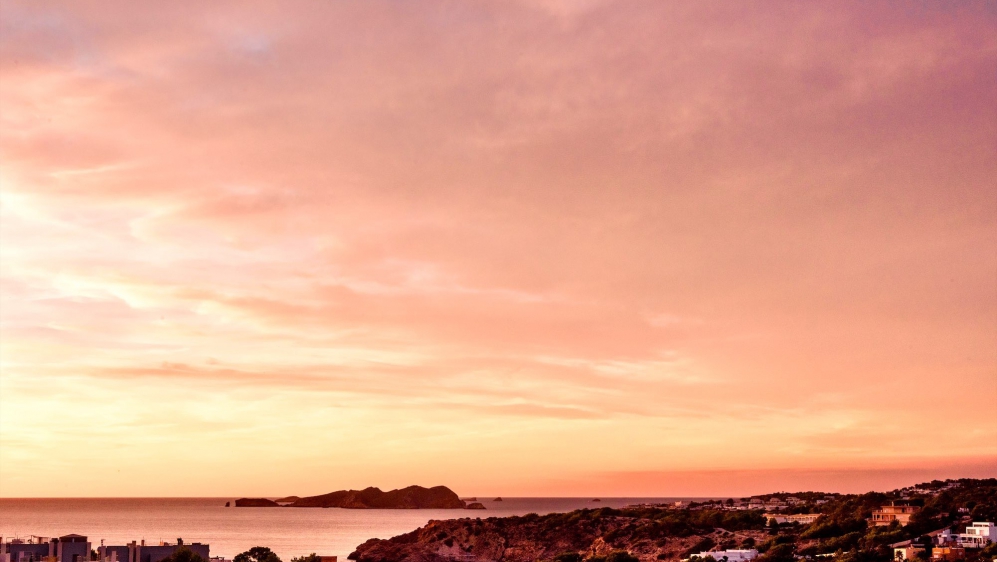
[348, 478, 997, 562]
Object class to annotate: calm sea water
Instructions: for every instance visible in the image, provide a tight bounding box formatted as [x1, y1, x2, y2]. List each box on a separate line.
[0, 497, 705, 560]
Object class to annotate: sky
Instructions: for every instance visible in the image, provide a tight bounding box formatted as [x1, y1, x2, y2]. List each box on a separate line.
[0, 0, 995, 498]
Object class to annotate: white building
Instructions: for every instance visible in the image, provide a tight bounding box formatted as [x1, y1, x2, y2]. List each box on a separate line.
[766, 513, 821, 525]
[958, 522, 996, 548]
[935, 522, 996, 548]
[696, 550, 759, 562]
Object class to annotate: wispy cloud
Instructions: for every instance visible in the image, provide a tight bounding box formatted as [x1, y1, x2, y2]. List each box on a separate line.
[1, 0, 995, 496]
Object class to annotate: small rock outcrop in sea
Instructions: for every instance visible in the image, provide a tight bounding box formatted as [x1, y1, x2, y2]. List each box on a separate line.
[234, 498, 280, 507]
[492, 497, 503, 501]
[592, 498, 602, 502]
[225, 501, 230, 507]
[465, 502, 486, 509]
[290, 485, 466, 509]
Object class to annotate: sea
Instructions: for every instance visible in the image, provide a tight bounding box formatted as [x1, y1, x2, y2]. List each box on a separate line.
[0, 497, 706, 560]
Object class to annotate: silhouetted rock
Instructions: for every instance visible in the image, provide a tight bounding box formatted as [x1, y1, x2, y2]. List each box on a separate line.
[275, 496, 300, 503]
[492, 497, 503, 501]
[291, 485, 466, 509]
[465, 502, 486, 509]
[234, 498, 279, 507]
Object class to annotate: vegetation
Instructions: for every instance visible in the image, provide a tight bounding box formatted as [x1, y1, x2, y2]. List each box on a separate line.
[156, 548, 206, 562]
[761, 478, 997, 562]
[234, 547, 282, 562]
[595, 478, 994, 562]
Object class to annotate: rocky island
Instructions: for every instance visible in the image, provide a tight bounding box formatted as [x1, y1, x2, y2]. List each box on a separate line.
[234, 498, 280, 507]
[292, 485, 466, 509]
[236, 485, 467, 509]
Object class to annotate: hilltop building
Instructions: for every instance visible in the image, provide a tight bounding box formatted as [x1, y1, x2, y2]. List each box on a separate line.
[765, 513, 821, 525]
[936, 522, 996, 548]
[871, 501, 921, 527]
[958, 522, 996, 547]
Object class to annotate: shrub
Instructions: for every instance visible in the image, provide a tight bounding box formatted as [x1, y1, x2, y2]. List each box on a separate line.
[157, 549, 206, 562]
[234, 547, 281, 562]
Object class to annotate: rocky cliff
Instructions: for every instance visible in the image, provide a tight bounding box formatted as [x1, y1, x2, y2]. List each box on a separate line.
[291, 485, 466, 509]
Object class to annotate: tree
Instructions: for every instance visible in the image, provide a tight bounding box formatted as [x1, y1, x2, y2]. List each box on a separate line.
[758, 544, 795, 562]
[234, 547, 281, 562]
[157, 548, 206, 562]
[290, 555, 320, 562]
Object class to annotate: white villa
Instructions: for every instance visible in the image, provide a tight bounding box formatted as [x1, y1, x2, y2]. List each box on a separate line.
[936, 522, 996, 548]
[766, 513, 822, 525]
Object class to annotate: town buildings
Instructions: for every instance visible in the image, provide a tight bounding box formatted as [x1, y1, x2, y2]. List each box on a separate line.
[97, 540, 208, 562]
[1, 535, 91, 562]
[1, 537, 208, 562]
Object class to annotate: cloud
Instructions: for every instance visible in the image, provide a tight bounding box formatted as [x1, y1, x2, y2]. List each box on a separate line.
[1, 0, 995, 496]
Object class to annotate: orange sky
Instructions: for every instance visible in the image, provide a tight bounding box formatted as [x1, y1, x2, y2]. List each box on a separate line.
[1, 1, 995, 498]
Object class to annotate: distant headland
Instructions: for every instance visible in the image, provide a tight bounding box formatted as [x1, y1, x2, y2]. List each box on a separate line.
[235, 485, 471, 509]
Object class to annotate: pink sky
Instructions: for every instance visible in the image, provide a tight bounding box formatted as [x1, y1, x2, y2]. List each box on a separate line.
[1, 1, 995, 498]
